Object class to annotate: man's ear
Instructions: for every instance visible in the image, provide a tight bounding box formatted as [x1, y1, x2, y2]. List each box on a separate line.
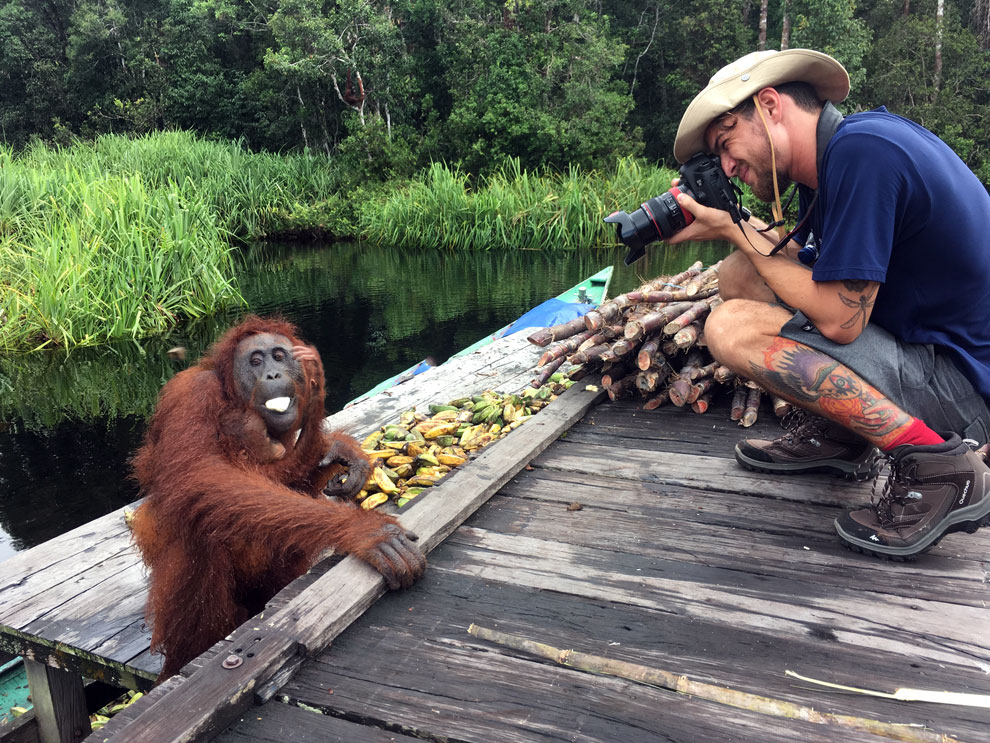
[756, 87, 783, 121]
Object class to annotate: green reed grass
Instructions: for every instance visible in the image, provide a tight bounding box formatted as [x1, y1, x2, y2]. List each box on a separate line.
[0, 132, 348, 352]
[360, 157, 679, 252]
[0, 131, 696, 351]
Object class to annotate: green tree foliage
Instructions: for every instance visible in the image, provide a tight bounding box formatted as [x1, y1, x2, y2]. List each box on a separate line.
[0, 0, 76, 142]
[438, 0, 640, 173]
[787, 0, 871, 92]
[605, 0, 756, 165]
[0, 0, 988, 181]
[861, 8, 990, 180]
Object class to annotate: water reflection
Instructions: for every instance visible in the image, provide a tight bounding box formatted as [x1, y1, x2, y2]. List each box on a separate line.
[0, 240, 730, 557]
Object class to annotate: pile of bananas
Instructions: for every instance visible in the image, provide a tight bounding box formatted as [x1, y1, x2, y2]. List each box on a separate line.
[357, 377, 572, 509]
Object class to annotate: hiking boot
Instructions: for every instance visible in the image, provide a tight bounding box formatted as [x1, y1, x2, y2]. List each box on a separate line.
[834, 433, 990, 559]
[734, 411, 881, 481]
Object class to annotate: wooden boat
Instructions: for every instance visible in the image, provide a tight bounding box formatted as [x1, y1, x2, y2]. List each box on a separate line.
[345, 266, 613, 407]
[0, 655, 29, 726]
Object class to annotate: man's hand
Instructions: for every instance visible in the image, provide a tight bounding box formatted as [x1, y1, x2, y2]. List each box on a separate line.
[663, 181, 735, 246]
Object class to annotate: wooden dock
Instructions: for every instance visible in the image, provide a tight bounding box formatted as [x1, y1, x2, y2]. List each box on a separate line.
[2, 332, 989, 742]
[208, 398, 990, 743]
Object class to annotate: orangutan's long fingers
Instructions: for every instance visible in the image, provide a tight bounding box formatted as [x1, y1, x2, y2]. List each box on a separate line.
[370, 542, 404, 589]
[291, 344, 318, 363]
[348, 461, 372, 492]
[388, 535, 426, 587]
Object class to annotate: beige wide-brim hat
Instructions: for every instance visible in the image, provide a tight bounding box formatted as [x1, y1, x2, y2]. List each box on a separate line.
[673, 48, 850, 163]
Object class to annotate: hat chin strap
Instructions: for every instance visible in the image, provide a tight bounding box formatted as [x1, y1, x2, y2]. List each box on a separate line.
[751, 94, 786, 242]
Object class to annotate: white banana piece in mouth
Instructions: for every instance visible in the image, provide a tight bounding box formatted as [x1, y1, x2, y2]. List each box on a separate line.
[264, 397, 291, 413]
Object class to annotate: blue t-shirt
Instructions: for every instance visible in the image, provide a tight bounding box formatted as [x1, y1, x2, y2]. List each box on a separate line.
[795, 107, 990, 402]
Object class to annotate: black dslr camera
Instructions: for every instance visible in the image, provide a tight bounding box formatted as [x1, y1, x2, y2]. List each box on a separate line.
[605, 153, 749, 265]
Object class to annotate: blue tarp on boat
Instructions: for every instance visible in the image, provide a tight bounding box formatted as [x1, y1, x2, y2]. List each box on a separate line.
[502, 298, 595, 338]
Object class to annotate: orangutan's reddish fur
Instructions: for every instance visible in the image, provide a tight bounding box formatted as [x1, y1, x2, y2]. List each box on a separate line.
[130, 316, 390, 680]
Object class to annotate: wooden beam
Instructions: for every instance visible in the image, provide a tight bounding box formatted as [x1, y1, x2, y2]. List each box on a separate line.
[22, 660, 89, 743]
[0, 708, 40, 743]
[87, 633, 298, 743]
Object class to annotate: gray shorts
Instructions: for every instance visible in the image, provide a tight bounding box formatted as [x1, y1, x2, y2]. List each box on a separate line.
[781, 311, 990, 444]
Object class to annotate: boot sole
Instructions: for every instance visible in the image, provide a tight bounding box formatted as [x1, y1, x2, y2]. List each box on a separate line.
[834, 502, 990, 560]
[735, 445, 882, 482]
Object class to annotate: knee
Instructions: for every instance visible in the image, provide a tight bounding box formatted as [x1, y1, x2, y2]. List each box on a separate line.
[705, 300, 746, 368]
[718, 250, 776, 303]
[705, 299, 782, 372]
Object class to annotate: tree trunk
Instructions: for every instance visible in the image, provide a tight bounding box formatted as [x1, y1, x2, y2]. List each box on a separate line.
[973, 0, 990, 49]
[295, 85, 310, 150]
[318, 95, 331, 156]
[933, 0, 944, 102]
[758, 0, 768, 50]
[630, 5, 660, 96]
[780, 0, 791, 50]
[902, 0, 910, 17]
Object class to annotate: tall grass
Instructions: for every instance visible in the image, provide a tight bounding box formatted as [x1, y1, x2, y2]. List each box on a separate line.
[0, 132, 346, 352]
[360, 157, 679, 252]
[0, 131, 694, 352]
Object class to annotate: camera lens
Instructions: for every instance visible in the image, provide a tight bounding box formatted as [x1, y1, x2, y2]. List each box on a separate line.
[604, 187, 692, 264]
[646, 189, 690, 239]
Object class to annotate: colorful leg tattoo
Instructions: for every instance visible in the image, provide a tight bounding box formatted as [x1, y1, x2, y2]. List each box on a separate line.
[748, 337, 913, 449]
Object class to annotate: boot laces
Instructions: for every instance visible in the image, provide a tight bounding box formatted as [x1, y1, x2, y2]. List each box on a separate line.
[778, 409, 828, 444]
[870, 454, 909, 526]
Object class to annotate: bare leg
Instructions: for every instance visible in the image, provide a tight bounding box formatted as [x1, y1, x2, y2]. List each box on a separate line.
[716, 250, 778, 303]
[705, 299, 915, 449]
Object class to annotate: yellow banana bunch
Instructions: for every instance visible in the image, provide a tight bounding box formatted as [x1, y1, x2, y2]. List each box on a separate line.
[357, 383, 562, 509]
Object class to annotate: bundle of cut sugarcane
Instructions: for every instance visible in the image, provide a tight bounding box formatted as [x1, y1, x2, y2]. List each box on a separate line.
[357, 376, 572, 510]
[526, 261, 788, 427]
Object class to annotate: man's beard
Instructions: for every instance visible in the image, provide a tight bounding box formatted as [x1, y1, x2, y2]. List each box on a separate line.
[747, 135, 791, 203]
[750, 163, 792, 203]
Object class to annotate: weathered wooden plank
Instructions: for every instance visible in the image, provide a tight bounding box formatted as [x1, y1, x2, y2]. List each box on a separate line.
[570, 396, 784, 458]
[0, 508, 132, 585]
[434, 527, 990, 673]
[281, 627, 902, 743]
[14, 561, 147, 660]
[483, 467, 989, 604]
[262, 379, 606, 653]
[119, 647, 162, 678]
[536, 439, 882, 507]
[537, 437, 990, 556]
[563, 417, 787, 456]
[326, 334, 544, 439]
[0, 550, 140, 634]
[215, 700, 426, 743]
[93, 633, 299, 743]
[0, 509, 135, 624]
[0, 708, 39, 743]
[279, 548, 988, 741]
[23, 659, 90, 743]
[0, 630, 155, 692]
[585, 394, 780, 432]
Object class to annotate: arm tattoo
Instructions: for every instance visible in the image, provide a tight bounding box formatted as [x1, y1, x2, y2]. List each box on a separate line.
[837, 282, 877, 332]
[747, 337, 911, 448]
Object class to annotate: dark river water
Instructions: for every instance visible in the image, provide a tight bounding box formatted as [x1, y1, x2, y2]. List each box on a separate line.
[0, 240, 729, 560]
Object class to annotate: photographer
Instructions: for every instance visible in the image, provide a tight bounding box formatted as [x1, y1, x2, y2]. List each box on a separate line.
[666, 49, 990, 558]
